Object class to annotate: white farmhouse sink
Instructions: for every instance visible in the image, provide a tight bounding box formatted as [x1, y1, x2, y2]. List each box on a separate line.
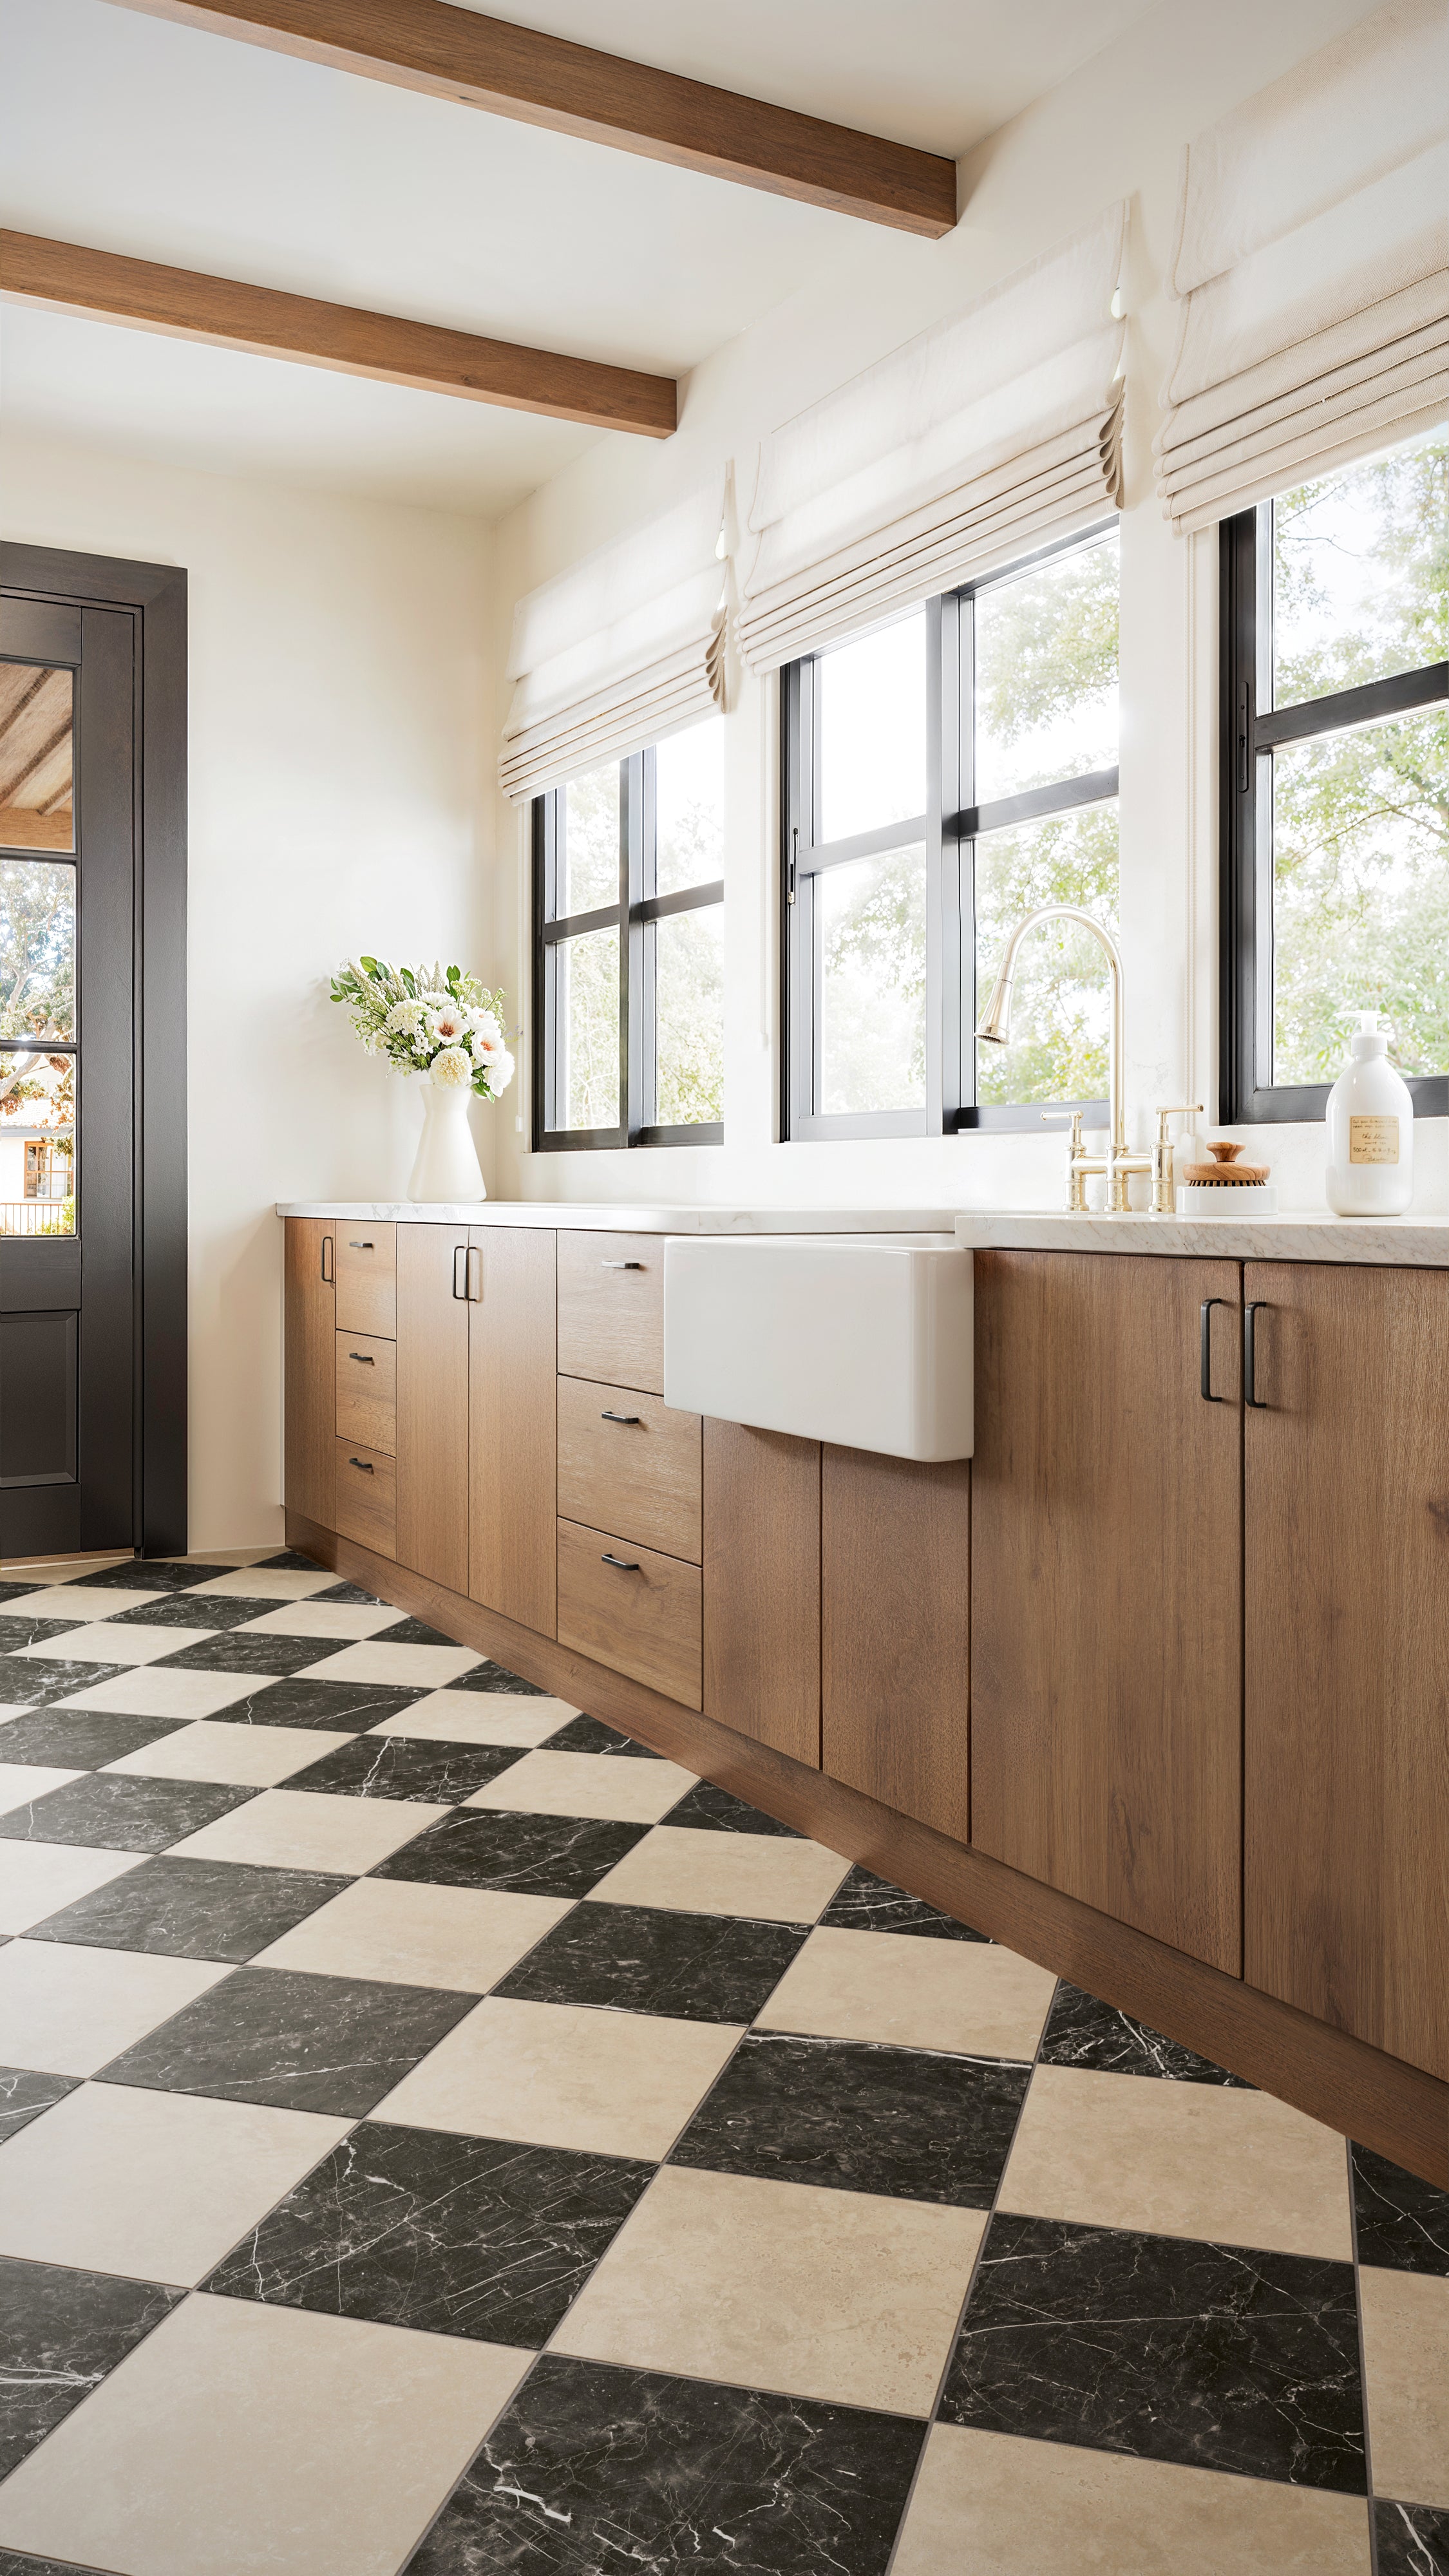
[663, 1233, 972, 1461]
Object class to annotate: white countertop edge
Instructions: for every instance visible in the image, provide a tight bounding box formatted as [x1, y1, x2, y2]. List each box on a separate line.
[953, 1210, 1449, 1264]
[274, 1202, 962, 1235]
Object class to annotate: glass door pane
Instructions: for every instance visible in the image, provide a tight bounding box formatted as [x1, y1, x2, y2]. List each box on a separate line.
[0, 664, 73, 853]
[0, 848, 77, 1238]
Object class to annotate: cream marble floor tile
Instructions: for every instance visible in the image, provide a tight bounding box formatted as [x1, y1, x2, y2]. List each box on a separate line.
[0, 2082, 351, 2285]
[106, 1719, 353, 1786]
[756, 1927, 1056, 2059]
[235, 1601, 405, 1642]
[254, 1876, 571, 1991]
[366, 1689, 580, 1747]
[186, 1566, 341, 1601]
[998, 2063, 1354, 2261]
[374, 1995, 742, 2160]
[1, 1585, 165, 1620]
[171, 1785, 449, 1876]
[551, 2164, 983, 2415]
[1360, 2265, 1449, 2509]
[0, 2293, 532, 2576]
[178, 1549, 280, 1567]
[0, 1938, 227, 2074]
[889, 2424, 1372, 2575]
[0, 1839, 144, 1934]
[14, 1622, 216, 1666]
[52, 1665, 269, 1721]
[465, 1748, 697, 1825]
[0, 1761, 83, 1817]
[297, 1640, 481, 1689]
[585, 1824, 851, 1925]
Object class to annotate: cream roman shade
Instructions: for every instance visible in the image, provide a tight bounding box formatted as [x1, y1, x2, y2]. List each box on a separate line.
[735, 206, 1126, 674]
[499, 484, 726, 802]
[1155, 0, 1449, 534]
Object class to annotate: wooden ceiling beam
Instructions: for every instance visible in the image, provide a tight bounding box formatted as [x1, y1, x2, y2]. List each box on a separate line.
[0, 231, 678, 438]
[107, 0, 958, 238]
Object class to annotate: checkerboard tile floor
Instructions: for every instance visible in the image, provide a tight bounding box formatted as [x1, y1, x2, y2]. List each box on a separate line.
[0, 1549, 1443, 2573]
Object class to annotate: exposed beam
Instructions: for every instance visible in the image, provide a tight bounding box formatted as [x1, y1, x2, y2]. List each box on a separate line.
[0, 229, 678, 438]
[108, 0, 958, 238]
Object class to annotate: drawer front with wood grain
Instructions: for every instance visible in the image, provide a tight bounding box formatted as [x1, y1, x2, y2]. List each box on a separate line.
[334, 1438, 396, 1558]
[556, 1233, 665, 1395]
[336, 1224, 397, 1338]
[557, 1377, 701, 1563]
[334, 1332, 397, 1455]
[557, 1516, 701, 1709]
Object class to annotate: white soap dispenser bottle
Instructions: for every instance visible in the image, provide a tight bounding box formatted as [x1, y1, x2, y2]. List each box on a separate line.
[1325, 1012, 1414, 1216]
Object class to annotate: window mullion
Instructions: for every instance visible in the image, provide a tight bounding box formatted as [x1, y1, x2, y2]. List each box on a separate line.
[621, 751, 645, 1142]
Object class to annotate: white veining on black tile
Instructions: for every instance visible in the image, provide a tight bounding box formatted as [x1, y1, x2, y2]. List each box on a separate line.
[0, 1618, 86, 1654]
[94, 1965, 475, 2113]
[1375, 2501, 1449, 2575]
[446, 1660, 545, 1698]
[0, 2067, 80, 2141]
[206, 1676, 430, 1731]
[66, 1560, 215, 1593]
[0, 1660, 129, 1709]
[370, 1617, 475, 1652]
[1038, 1981, 1254, 2085]
[288, 1734, 526, 1804]
[0, 2255, 179, 2478]
[153, 1629, 340, 1676]
[0, 1772, 258, 1852]
[1352, 2143, 1449, 2277]
[26, 1853, 350, 1960]
[0, 1709, 187, 1768]
[374, 1808, 649, 1899]
[662, 1781, 801, 1837]
[817, 1864, 989, 1941]
[542, 1713, 659, 1757]
[104, 1593, 275, 1633]
[495, 1898, 808, 2024]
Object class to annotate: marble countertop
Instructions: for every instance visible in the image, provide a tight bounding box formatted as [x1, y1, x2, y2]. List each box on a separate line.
[274, 1202, 959, 1235]
[952, 1209, 1449, 1265]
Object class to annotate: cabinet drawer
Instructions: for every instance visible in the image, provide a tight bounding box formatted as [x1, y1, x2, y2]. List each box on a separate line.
[336, 1224, 396, 1338]
[334, 1438, 396, 1558]
[557, 1233, 664, 1395]
[557, 1516, 701, 1709]
[335, 1332, 396, 1454]
[557, 1376, 701, 1563]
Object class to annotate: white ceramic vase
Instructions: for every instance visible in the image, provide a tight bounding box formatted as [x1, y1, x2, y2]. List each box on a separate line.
[408, 1077, 486, 1204]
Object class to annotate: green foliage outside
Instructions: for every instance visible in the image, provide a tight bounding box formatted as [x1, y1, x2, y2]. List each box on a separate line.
[0, 858, 77, 1196]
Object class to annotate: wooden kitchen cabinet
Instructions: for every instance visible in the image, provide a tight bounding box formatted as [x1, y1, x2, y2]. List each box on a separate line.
[822, 1444, 970, 1841]
[469, 1226, 558, 1636]
[703, 1419, 821, 1767]
[1244, 1261, 1449, 2082]
[283, 1217, 335, 1531]
[395, 1224, 470, 1595]
[971, 1249, 1243, 1973]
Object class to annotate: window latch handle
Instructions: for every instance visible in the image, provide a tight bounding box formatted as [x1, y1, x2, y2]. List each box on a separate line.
[1237, 679, 1251, 796]
[787, 823, 798, 906]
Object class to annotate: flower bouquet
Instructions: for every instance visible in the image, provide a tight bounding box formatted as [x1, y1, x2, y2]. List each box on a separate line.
[330, 957, 515, 1202]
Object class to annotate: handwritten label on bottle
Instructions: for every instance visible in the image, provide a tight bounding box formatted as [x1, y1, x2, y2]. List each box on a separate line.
[1350, 1115, 1399, 1166]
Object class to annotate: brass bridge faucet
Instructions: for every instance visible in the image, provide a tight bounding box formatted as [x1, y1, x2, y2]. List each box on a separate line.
[976, 905, 1200, 1213]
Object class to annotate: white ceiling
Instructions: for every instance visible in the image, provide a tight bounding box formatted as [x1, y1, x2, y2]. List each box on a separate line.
[0, 0, 1153, 520]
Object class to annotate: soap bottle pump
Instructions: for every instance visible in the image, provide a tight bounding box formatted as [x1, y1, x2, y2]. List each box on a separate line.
[1325, 1012, 1414, 1216]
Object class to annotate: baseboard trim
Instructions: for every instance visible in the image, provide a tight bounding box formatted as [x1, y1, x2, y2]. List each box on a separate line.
[289, 1508, 1449, 2189]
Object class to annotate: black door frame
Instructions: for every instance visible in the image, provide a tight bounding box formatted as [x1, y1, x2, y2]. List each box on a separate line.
[0, 542, 187, 1556]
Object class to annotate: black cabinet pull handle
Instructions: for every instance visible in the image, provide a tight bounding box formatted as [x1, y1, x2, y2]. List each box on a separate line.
[452, 1244, 468, 1300]
[1200, 1297, 1227, 1403]
[1244, 1301, 1269, 1408]
[348, 1240, 374, 1250]
[348, 1456, 375, 1473]
[347, 1352, 375, 1365]
[601, 1260, 643, 1270]
[466, 1246, 483, 1303]
[600, 1551, 640, 1570]
[601, 1410, 641, 1425]
[321, 1235, 334, 1283]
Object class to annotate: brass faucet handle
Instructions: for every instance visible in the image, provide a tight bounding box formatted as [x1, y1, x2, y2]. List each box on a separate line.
[1153, 1103, 1204, 1142]
[1041, 1110, 1085, 1148]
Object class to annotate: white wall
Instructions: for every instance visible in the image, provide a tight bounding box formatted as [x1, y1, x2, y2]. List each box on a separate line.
[482, 0, 1448, 1219]
[1, 433, 497, 1546]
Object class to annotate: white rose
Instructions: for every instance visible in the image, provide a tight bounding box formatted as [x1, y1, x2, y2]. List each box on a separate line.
[385, 999, 424, 1033]
[483, 1047, 515, 1095]
[430, 1045, 473, 1089]
[469, 1010, 502, 1046]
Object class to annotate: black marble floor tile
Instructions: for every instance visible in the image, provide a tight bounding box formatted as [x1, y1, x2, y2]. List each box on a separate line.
[316, 1580, 389, 1605]
[663, 1781, 800, 1836]
[446, 1658, 545, 1696]
[817, 1863, 989, 1941]
[939, 2212, 1366, 2492]
[0, 1772, 257, 1852]
[1352, 2144, 1449, 2277]
[0, 1582, 53, 1604]
[370, 1616, 471, 1651]
[1376, 2501, 1449, 2575]
[542, 1712, 660, 1757]
[70, 1558, 216, 1593]
[0, 2255, 179, 2479]
[204, 2119, 652, 2349]
[670, 2031, 1028, 2206]
[26, 1854, 348, 1961]
[0, 2067, 80, 2142]
[204, 1675, 430, 1732]
[254, 1551, 327, 1571]
[287, 1734, 525, 1804]
[0, 1708, 187, 1768]
[374, 1808, 649, 1900]
[96, 1964, 475, 2114]
[1039, 1981, 1252, 2085]
[0, 2552, 100, 2574]
[0, 1617, 86, 1653]
[0, 1659, 128, 1709]
[495, 1899, 808, 2025]
[103, 1592, 274, 1633]
[154, 1629, 339, 1676]
[409, 2354, 925, 2575]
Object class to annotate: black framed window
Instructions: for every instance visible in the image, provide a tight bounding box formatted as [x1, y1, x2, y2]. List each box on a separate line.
[781, 524, 1120, 1140]
[1221, 425, 1449, 1124]
[532, 719, 725, 1151]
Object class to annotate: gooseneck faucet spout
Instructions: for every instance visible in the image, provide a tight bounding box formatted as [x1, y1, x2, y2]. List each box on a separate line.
[978, 899, 1126, 1143]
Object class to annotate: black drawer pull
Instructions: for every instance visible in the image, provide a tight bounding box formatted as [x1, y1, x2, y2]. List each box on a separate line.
[1199, 1297, 1227, 1403]
[347, 1352, 375, 1365]
[600, 1551, 640, 1571]
[321, 1235, 334, 1283]
[348, 1239, 374, 1250]
[601, 1410, 641, 1425]
[347, 1457, 375, 1473]
[1244, 1301, 1269, 1408]
[601, 1260, 643, 1271]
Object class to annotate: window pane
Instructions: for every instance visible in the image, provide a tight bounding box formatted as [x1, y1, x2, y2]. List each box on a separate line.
[0, 665, 73, 855]
[974, 531, 1119, 806]
[1273, 428, 1448, 710]
[818, 613, 926, 844]
[561, 764, 621, 916]
[1, 859, 75, 1043]
[1271, 705, 1449, 1084]
[556, 926, 620, 1130]
[656, 721, 724, 897]
[975, 802, 1119, 1104]
[818, 844, 926, 1115]
[0, 1052, 75, 1236]
[654, 904, 724, 1126]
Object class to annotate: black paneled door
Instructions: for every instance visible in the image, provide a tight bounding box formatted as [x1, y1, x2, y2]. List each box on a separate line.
[1, 592, 146, 1555]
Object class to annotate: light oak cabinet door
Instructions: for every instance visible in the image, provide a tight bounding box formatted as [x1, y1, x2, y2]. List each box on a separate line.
[1244, 1260, 1449, 2082]
[558, 1516, 702, 1709]
[395, 1226, 469, 1594]
[556, 1233, 664, 1394]
[822, 1446, 970, 1841]
[469, 1227, 558, 1636]
[283, 1218, 335, 1530]
[703, 1420, 821, 1768]
[971, 1249, 1242, 1974]
[558, 1378, 701, 1563]
[335, 1224, 396, 1338]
